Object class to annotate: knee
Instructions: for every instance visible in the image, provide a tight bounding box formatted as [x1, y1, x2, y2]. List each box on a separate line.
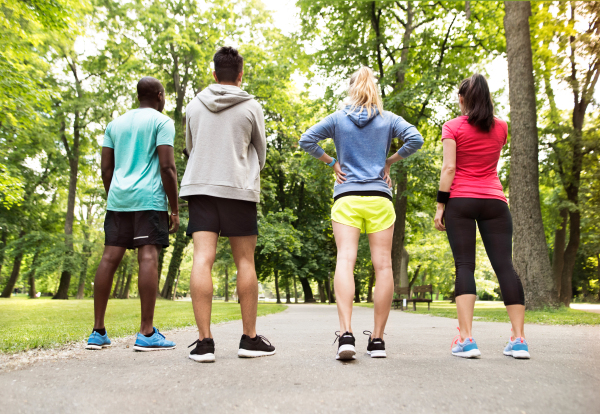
[372, 257, 392, 275]
[337, 250, 357, 267]
[101, 252, 122, 268]
[194, 253, 215, 269]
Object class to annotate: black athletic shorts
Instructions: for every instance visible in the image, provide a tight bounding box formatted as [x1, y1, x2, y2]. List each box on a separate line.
[104, 210, 169, 249]
[186, 195, 258, 237]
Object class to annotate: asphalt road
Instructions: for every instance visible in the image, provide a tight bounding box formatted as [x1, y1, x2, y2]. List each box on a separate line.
[1, 304, 599, 414]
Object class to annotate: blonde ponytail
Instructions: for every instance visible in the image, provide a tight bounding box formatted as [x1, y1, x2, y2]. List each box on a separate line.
[345, 67, 384, 118]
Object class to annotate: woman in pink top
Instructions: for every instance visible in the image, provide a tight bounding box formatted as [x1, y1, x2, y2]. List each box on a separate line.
[434, 74, 529, 359]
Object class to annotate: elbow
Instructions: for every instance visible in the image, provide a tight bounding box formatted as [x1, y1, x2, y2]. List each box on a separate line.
[442, 165, 456, 175]
[160, 164, 176, 176]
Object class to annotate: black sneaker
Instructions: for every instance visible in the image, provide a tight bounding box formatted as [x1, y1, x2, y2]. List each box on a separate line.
[364, 330, 386, 358]
[238, 334, 276, 358]
[334, 331, 356, 360]
[188, 338, 216, 363]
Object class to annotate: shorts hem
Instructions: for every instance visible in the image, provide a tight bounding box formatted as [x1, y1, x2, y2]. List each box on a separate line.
[365, 221, 395, 234]
[332, 219, 363, 232]
[186, 228, 219, 237]
[220, 230, 259, 238]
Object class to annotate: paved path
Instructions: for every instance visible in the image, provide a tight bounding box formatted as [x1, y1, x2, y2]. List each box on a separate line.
[1, 304, 599, 414]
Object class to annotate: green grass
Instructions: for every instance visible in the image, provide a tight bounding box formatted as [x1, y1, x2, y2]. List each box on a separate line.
[0, 298, 287, 354]
[355, 301, 600, 325]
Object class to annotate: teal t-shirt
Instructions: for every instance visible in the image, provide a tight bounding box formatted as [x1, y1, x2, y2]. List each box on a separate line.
[103, 108, 175, 212]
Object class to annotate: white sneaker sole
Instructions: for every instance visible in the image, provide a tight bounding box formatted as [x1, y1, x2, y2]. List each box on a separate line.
[133, 345, 176, 352]
[504, 350, 530, 359]
[237, 349, 276, 358]
[189, 353, 216, 363]
[85, 344, 111, 350]
[336, 344, 356, 360]
[452, 349, 481, 358]
[367, 350, 387, 358]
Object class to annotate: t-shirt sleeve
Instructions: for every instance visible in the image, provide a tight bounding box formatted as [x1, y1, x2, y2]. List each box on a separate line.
[441, 122, 455, 141]
[102, 123, 114, 148]
[156, 117, 175, 147]
[501, 120, 508, 145]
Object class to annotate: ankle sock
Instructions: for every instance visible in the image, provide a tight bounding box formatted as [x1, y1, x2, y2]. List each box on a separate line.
[93, 328, 106, 336]
[144, 331, 155, 338]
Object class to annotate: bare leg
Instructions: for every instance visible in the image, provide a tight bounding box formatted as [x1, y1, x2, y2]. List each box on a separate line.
[367, 225, 394, 339]
[506, 304, 526, 339]
[230, 235, 258, 337]
[332, 221, 361, 334]
[93, 246, 127, 330]
[455, 294, 477, 341]
[138, 245, 161, 335]
[190, 232, 219, 340]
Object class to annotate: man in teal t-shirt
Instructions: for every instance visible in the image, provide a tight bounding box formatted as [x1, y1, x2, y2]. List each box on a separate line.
[86, 77, 180, 352]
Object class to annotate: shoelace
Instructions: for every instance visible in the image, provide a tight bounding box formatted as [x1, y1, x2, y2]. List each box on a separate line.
[255, 335, 272, 346]
[362, 330, 385, 342]
[332, 331, 353, 345]
[188, 339, 200, 348]
[155, 328, 165, 339]
[450, 327, 472, 349]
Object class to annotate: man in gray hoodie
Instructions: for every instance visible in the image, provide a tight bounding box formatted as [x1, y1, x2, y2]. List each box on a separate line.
[180, 46, 274, 362]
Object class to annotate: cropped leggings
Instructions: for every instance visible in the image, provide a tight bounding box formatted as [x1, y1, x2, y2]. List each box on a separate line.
[445, 198, 525, 306]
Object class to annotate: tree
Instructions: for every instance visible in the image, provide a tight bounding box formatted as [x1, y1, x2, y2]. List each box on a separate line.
[504, 0, 557, 309]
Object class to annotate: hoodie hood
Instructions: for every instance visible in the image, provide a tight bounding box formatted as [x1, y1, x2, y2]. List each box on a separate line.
[343, 105, 380, 128]
[197, 84, 254, 113]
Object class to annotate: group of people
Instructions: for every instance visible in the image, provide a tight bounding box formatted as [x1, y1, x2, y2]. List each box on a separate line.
[85, 46, 530, 362]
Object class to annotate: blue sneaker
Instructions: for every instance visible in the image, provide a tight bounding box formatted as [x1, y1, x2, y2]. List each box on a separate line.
[504, 337, 530, 359]
[451, 333, 481, 358]
[86, 331, 111, 350]
[133, 327, 176, 352]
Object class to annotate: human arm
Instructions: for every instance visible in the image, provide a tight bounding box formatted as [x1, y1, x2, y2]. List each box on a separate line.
[299, 115, 345, 181]
[251, 107, 267, 170]
[157, 145, 179, 234]
[185, 111, 193, 156]
[100, 147, 115, 195]
[383, 116, 425, 187]
[434, 139, 456, 231]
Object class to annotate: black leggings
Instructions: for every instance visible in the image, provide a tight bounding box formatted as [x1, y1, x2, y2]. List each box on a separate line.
[445, 198, 525, 306]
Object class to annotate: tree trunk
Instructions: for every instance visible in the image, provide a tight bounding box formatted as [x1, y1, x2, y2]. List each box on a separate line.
[354, 278, 361, 303]
[157, 247, 165, 298]
[1, 251, 24, 298]
[112, 266, 124, 298]
[274, 269, 281, 304]
[392, 165, 408, 292]
[285, 281, 291, 304]
[119, 259, 130, 299]
[76, 236, 91, 299]
[552, 208, 568, 300]
[293, 275, 298, 303]
[171, 270, 180, 300]
[318, 280, 326, 303]
[561, 207, 580, 306]
[224, 266, 229, 302]
[366, 265, 375, 303]
[123, 266, 133, 299]
[0, 231, 25, 298]
[504, 0, 557, 309]
[162, 221, 190, 299]
[328, 274, 335, 303]
[298, 276, 314, 302]
[27, 249, 40, 298]
[399, 247, 410, 289]
[54, 115, 81, 300]
[0, 230, 7, 285]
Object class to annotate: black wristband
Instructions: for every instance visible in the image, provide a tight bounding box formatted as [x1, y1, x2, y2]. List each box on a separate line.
[437, 191, 450, 204]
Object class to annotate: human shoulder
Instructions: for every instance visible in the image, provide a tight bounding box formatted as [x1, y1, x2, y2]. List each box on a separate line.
[494, 117, 508, 132]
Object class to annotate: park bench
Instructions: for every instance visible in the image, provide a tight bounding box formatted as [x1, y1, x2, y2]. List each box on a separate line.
[392, 285, 433, 311]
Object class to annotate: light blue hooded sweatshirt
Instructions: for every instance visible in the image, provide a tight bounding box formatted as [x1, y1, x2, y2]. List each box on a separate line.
[299, 106, 424, 198]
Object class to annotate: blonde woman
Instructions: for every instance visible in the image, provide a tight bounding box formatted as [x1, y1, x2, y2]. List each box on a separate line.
[299, 67, 424, 360]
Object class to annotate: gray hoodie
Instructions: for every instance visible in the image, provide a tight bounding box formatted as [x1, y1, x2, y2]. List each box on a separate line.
[179, 84, 266, 203]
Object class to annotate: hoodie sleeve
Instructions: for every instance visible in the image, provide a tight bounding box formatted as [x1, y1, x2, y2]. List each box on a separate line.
[299, 114, 336, 159]
[251, 105, 267, 170]
[392, 115, 424, 158]
[185, 110, 193, 154]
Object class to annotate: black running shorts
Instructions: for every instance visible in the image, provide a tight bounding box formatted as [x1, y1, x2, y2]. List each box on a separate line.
[186, 195, 258, 237]
[104, 210, 169, 249]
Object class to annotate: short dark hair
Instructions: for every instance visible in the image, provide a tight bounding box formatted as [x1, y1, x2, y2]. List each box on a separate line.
[458, 73, 495, 132]
[214, 46, 244, 83]
[137, 76, 163, 101]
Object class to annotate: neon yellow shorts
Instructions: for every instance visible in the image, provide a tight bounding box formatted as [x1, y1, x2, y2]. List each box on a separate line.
[331, 196, 396, 234]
